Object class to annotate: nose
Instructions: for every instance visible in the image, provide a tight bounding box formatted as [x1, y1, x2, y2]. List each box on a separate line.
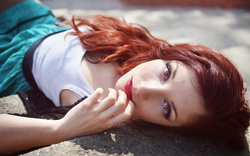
[135, 81, 165, 100]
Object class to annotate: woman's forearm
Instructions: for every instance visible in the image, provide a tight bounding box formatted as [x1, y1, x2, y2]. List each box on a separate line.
[0, 89, 134, 155]
[0, 114, 63, 155]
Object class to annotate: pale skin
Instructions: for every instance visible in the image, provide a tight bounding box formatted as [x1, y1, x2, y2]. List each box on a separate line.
[79, 58, 206, 127]
[0, 58, 205, 154]
[0, 0, 206, 154]
[0, 88, 134, 154]
[0, 2, 133, 152]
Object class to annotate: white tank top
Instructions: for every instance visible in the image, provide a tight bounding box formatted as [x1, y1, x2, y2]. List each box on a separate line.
[32, 26, 94, 106]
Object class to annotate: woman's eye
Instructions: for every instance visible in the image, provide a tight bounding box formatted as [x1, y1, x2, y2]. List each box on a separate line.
[163, 100, 171, 119]
[163, 63, 171, 81]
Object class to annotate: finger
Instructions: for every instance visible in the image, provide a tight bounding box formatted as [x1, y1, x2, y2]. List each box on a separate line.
[56, 16, 66, 22]
[103, 90, 128, 117]
[55, 22, 62, 26]
[97, 88, 117, 112]
[83, 88, 103, 106]
[109, 100, 135, 125]
[55, 22, 71, 27]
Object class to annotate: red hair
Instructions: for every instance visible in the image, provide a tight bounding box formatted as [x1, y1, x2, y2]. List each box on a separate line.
[70, 15, 250, 148]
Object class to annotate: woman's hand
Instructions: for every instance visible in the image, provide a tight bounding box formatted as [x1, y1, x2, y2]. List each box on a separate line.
[0, 88, 134, 154]
[55, 14, 72, 27]
[56, 88, 135, 141]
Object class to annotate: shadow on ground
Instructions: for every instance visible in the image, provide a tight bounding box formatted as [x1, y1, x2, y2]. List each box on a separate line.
[70, 119, 249, 156]
[0, 1, 250, 155]
[0, 95, 249, 155]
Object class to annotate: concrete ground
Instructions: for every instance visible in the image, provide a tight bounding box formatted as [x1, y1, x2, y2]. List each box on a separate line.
[1, 0, 250, 155]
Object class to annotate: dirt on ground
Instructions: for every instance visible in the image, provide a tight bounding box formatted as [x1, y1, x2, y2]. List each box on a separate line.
[1, 0, 250, 155]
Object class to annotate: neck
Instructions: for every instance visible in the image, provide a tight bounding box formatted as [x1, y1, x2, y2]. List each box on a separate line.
[81, 56, 120, 99]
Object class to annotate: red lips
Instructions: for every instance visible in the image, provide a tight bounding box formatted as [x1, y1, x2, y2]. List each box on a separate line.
[125, 77, 133, 101]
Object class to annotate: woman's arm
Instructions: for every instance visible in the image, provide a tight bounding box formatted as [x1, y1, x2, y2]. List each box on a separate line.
[0, 114, 61, 154]
[0, 88, 134, 154]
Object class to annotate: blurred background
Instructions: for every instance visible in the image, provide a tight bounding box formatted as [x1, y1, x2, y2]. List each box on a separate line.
[41, 0, 250, 100]
[0, 1, 248, 155]
[41, 0, 250, 10]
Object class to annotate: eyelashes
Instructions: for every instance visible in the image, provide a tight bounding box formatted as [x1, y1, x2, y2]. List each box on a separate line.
[163, 100, 171, 119]
[163, 63, 171, 82]
[162, 62, 172, 119]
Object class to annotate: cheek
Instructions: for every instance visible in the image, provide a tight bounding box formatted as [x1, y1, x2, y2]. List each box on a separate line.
[115, 72, 131, 90]
[133, 62, 159, 77]
[132, 102, 160, 122]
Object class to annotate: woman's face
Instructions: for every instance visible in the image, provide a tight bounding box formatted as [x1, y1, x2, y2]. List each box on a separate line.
[115, 59, 206, 127]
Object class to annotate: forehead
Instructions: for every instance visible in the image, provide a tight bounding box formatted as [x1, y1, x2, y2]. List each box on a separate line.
[172, 62, 205, 124]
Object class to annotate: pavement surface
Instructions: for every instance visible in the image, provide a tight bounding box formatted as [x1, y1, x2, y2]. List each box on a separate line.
[0, 0, 250, 155]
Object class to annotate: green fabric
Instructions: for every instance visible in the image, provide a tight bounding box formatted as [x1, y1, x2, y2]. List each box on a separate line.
[0, 0, 69, 97]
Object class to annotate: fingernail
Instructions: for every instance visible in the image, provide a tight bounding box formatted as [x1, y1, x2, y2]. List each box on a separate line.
[96, 88, 104, 93]
[108, 88, 116, 92]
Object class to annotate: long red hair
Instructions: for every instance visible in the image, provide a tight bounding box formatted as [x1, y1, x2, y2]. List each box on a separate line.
[70, 15, 249, 148]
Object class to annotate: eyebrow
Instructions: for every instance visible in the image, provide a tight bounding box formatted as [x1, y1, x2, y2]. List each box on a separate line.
[171, 63, 178, 120]
[172, 62, 178, 80]
[171, 101, 178, 120]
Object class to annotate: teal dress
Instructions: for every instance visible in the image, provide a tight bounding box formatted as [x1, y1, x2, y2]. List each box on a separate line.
[0, 0, 69, 97]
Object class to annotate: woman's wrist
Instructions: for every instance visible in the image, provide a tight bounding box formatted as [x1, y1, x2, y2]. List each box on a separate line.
[50, 119, 70, 143]
[52, 117, 80, 142]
